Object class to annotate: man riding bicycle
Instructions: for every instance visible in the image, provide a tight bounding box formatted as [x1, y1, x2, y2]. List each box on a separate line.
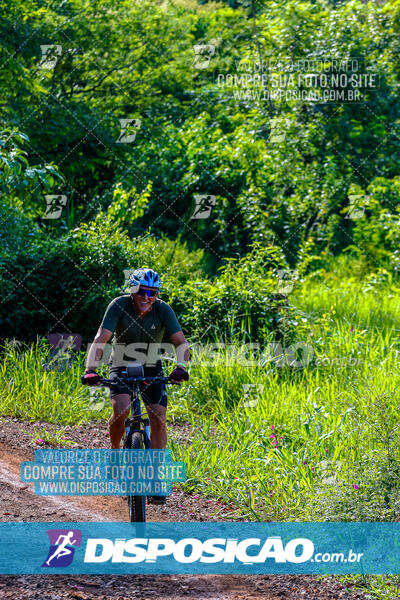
[82, 268, 189, 471]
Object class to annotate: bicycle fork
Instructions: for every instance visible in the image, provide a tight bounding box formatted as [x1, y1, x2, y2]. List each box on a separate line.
[124, 417, 151, 448]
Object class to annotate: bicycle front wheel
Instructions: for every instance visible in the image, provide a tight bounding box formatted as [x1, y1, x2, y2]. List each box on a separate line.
[125, 431, 146, 523]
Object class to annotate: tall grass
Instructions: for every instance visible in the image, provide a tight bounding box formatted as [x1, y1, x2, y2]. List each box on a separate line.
[0, 339, 110, 425]
[168, 324, 400, 521]
[292, 266, 400, 332]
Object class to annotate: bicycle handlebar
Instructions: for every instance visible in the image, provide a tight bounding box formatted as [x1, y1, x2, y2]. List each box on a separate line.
[98, 376, 176, 388]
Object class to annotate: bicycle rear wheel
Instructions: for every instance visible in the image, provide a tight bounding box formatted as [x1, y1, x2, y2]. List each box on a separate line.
[125, 431, 146, 522]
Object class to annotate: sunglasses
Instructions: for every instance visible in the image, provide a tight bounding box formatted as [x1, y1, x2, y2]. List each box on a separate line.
[135, 288, 158, 297]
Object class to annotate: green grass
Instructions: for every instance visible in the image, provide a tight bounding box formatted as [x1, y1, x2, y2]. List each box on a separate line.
[293, 262, 400, 333]
[168, 326, 400, 521]
[0, 339, 111, 425]
[336, 575, 400, 599]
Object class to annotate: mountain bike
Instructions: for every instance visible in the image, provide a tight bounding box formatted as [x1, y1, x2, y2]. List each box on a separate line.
[97, 363, 174, 522]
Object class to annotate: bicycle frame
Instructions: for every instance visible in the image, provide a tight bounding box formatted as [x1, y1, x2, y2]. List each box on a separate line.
[125, 380, 151, 450]
[97, 373, 172, 449]
[84, 369, 178, 521]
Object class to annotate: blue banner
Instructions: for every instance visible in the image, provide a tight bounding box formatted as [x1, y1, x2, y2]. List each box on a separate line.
[19, 450, 186, 496]
[0, 522, 399, 574]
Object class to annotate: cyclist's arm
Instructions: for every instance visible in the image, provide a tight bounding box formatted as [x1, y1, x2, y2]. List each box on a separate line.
[85, 327, 113, 373]
[170, 330, 190, 369]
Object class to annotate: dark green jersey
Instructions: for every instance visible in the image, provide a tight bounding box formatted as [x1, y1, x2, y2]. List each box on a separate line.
[100, 295, 181, 368]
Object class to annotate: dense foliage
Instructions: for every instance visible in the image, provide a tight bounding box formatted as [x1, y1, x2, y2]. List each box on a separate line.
[1, 0, 400, 338]
[2, 4, 400, 596]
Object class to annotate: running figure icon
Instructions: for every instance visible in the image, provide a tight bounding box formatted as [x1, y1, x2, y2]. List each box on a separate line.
[45, 531, 78, 566]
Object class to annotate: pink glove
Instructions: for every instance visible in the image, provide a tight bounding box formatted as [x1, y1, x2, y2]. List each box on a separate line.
[169, 366, 189, 383]
[81, 371, 101, 386]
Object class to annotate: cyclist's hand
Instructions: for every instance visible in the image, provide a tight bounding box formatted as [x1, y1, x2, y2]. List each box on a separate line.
[81, 370, 101, 386]
[169, 366, 189, 383]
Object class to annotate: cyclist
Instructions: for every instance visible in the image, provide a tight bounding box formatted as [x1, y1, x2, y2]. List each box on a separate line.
[82, 268, 189, 502]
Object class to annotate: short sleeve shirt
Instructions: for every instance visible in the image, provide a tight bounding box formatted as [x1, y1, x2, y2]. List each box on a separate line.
[100, 295, 181, 368]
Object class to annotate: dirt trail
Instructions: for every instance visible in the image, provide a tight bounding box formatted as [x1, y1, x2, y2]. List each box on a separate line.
[0, 449, 112, 522]
[0, 418, 365, 600]
[0, 439, 223, 523]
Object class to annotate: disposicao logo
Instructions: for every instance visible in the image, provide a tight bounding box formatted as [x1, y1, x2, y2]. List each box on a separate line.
[42, 529, 82, 567]
[83, 536, 314, 564]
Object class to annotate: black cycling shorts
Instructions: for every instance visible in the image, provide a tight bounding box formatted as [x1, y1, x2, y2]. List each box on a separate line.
[108, 366, 168, 408]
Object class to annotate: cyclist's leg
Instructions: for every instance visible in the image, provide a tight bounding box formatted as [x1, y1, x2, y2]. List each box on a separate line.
[140, 380, 167, 449]
[108, 393, 130, 449]
[147, 404, 167, 449]
[108, 368, 132, 449]
[141, 382, 168, 504]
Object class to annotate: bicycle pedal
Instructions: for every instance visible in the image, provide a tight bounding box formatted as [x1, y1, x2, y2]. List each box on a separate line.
[147, 495, 167, 505]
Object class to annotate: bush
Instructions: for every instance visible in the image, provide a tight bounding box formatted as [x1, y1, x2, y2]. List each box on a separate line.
[0, 205, 206, 342]
[1, 204, 295, 345]
[167, 243, 295, 343]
